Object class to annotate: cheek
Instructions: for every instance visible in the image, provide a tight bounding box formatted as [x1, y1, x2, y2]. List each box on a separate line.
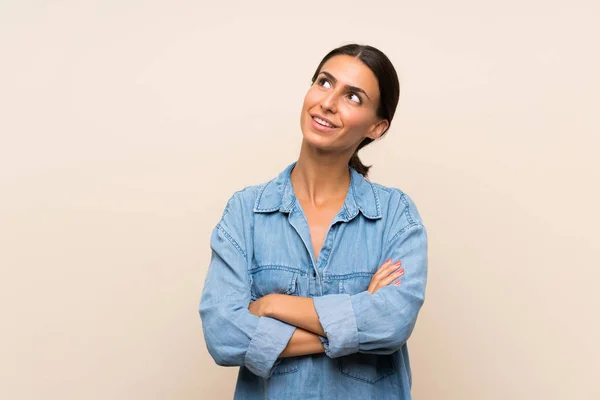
[341, 109, 373, 131]
[303, 87, 321, 107]
[301, 97, 312, 119]
[301, 90, 322, 120]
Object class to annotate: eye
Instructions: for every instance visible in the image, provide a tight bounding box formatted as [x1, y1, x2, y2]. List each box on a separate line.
[348, 93, 362, 104]
[317, 77, 332, 89]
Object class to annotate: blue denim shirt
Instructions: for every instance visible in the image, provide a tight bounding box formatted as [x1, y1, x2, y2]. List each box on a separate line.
[199, 161, 428, 399]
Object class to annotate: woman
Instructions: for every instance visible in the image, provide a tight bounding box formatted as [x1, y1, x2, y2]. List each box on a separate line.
[199, 43, 428, 399]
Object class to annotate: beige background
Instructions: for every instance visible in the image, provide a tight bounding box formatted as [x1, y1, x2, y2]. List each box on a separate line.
[1, 1, 599, 399]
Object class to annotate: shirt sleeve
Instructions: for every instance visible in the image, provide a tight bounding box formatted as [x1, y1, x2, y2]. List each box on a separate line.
[199, 194, 297, 378]
[313, 196, 428, 358]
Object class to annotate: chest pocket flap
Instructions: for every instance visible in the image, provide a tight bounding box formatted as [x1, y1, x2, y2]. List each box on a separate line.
[249, 267, 300, 301]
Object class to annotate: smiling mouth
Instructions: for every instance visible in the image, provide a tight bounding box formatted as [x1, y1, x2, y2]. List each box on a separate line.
[312, 116, 336, 128]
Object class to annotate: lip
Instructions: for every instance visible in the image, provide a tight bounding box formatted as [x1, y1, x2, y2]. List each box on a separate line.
[310, 113, 338, 128]
[311, 117, 337, 132]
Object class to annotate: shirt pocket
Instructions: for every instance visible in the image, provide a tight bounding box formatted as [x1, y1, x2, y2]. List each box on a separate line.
[249, 266, 300, 301]
[337, 273, 373, 295]
[249, 266, 301, 376]
[336, 274, 395, 384]
[338, 352, 395, 384]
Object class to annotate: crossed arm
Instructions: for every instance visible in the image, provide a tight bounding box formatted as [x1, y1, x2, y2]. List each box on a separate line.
[250, 294, 326, 357]
[248, 258, 407, 357]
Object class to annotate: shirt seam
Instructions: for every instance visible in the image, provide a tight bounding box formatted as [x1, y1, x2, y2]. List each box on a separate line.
[399, 193, 416, 226]
[388, 222, 423, 244]
[216, 223, 247, 260]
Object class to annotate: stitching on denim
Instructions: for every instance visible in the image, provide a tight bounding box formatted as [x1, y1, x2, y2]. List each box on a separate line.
[254, 181, 277, 212]
[248, 265, 307, 276]
[370, 182, 392, 193]
[342, 200, 351, 220]
[283, 195, 296, 213]
[355, 179, 381, 219]
[216, 223, 246, 260]
[370, 180, 381, 218]
[249, 274, 257, 300]
[257, 205, 280, 212]
[280, 173, 299, 213]
[272, 360, 299, 375]
[290, 275, 298, 294]
[400, 193, 416, 225]
[388, 223, 422, 244]
[324, 272, 374, 280]
[339, 358, 395, 384]
[346, 182, 359, 219]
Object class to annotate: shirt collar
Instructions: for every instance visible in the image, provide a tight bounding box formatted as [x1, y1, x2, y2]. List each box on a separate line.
[253, 161, 382, 221]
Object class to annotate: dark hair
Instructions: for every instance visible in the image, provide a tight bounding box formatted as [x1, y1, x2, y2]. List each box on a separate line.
[310, 44, 400, 177]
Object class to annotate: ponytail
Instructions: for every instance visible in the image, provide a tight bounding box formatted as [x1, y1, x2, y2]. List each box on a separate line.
[348, 138, 374, 177]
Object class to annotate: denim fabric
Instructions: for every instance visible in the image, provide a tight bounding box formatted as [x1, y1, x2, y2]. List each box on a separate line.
[199, 161, 428, 400]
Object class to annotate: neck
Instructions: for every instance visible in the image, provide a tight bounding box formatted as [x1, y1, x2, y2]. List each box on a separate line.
[290, 141, 352, 207]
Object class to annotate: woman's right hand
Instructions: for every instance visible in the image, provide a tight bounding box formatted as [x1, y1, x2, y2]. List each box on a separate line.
[367, 259, 404, 294]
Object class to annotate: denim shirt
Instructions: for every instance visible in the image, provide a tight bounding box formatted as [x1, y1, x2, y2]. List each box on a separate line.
[199, 161, 428, 400]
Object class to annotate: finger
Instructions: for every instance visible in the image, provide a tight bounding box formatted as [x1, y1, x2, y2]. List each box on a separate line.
[371, 259, 393, 283]
[371, 259, 403, 293]
[375, 258, 393, 273]
[374, 259, 399, 278]
[367, 276, 379, 293]
[379, 260, 402, 278]
[371, 260, 401, 291]
[380, 267, 405, 287]
[372, 268, 404, 294]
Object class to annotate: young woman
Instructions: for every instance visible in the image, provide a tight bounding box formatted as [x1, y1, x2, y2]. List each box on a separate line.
[199, 43, 428, 399]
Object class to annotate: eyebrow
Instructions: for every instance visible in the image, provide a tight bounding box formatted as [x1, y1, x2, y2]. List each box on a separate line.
[318, 71, 371, 101]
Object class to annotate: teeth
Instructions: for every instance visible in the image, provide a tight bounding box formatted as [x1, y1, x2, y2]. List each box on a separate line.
[314, 117, 334, 128]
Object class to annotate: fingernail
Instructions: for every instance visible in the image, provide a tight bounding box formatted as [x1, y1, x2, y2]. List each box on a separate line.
[386, 258, 392, 263]
[393, 261, 401, 266]
[394, 280, 402, 286]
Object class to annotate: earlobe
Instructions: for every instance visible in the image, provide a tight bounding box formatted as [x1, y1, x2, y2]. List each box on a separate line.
[367, 119, 389, 140]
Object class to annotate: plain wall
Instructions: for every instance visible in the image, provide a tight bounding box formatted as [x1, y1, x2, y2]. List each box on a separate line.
[1, 1, 598, 399]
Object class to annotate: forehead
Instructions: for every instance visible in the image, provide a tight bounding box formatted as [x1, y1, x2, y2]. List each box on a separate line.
[319, 55, 380, 98]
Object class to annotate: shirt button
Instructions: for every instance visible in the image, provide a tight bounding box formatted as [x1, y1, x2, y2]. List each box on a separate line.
[313, 271, 317, 278]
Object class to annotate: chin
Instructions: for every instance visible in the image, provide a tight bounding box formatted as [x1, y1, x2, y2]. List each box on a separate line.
[300, 112, 344, 150]
[301, 130, 337, 152]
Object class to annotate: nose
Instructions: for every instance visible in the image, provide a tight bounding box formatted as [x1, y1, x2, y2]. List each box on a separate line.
[320, 91, 338, 114]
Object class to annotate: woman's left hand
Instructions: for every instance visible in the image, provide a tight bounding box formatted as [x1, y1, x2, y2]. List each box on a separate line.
[248, 294, 274, 317]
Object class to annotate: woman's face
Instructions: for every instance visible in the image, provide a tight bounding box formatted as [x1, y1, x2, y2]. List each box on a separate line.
[300, 54, 389, 154]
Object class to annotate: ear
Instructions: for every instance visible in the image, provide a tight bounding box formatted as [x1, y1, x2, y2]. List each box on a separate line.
[366, 118, 389, 140]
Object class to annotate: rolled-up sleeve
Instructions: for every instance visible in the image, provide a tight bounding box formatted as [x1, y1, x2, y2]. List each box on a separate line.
[199, 195, 296, 378]
[313, 222, 428, 358]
